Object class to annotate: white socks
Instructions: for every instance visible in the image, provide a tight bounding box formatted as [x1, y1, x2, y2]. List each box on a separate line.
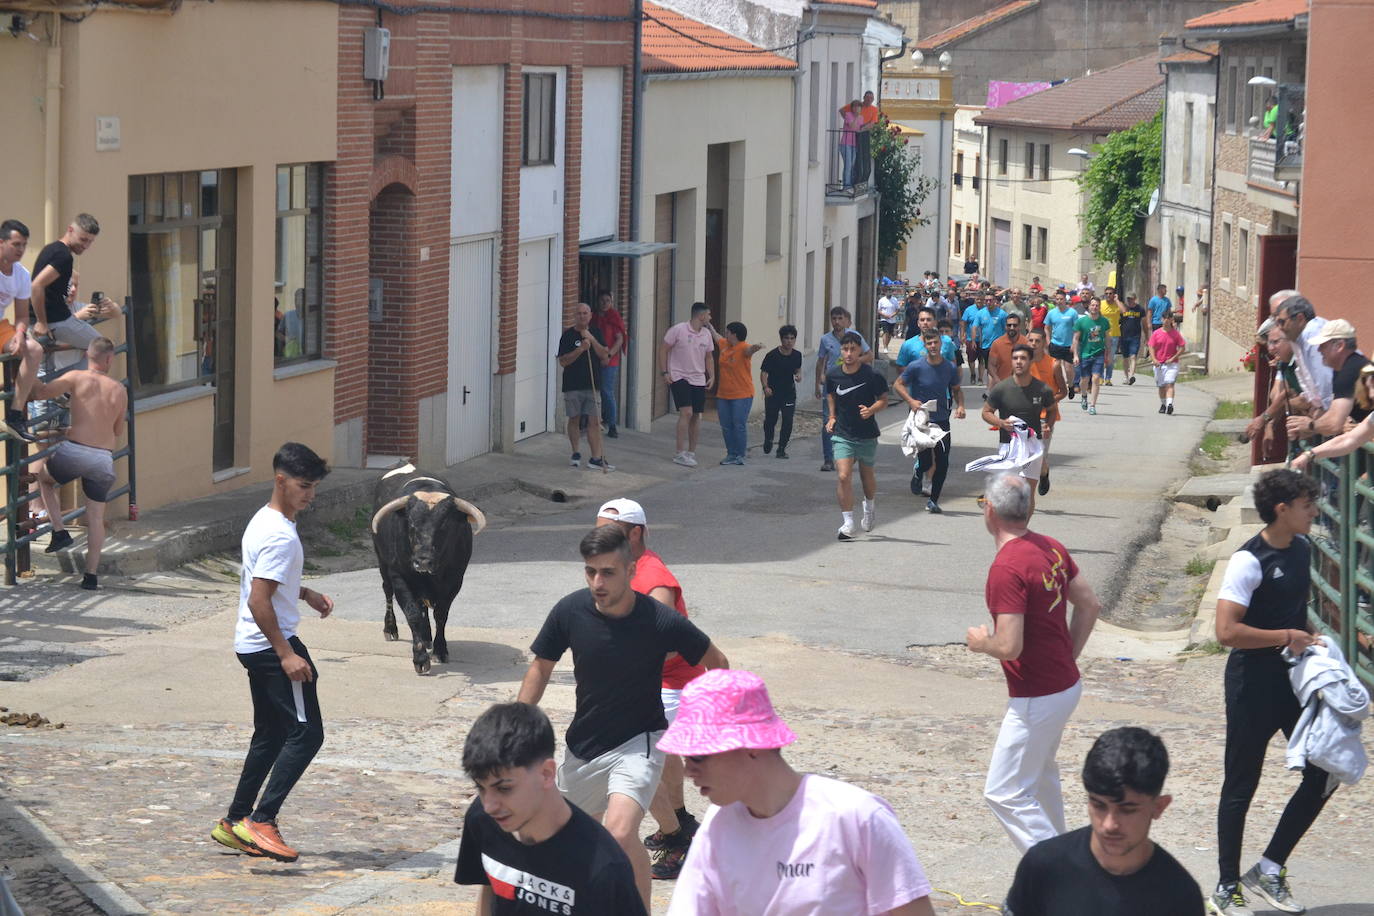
[842, 511, 854, 525]
[1166, 397, 1174, 407]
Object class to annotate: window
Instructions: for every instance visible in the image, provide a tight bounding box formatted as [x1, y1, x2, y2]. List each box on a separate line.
[765, 172, 782, 258]
[1022, 224, 1033, 261]
[973, 154, 982, 191]
[955, 151, 964, 187]
[1225, 65, 1238, 132]
[998, 138, 1008, 175]
[1238, 227, 1250, 288]
[966, 224, 974, 259]
[1242, 66, 1256, 129]
[1039, 144, 1050, 181]
[1221, 220, 1232, 279]
[128, 170, 236, 396]
[972, 226, 981, 261]
[274, 164, 324, 364]
[1037, 227, 1048, 263]
[953, 220, 962, 255]
[808, 67, 820, 163]
[1205, 103, 1216, 188]
[522, 72, 556, 166]
[1183, 102, 1195, 185]
[1025, 142, 1036, 179]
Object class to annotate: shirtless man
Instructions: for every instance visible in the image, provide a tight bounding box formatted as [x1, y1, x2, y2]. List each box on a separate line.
[33, 336, 127, 590]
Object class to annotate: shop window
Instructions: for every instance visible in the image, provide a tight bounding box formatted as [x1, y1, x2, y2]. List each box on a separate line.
[274, 164, 325, 364]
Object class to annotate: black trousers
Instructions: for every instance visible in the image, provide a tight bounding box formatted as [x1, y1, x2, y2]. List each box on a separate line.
[229, 636, 325, 823]
[1216, 648, 1334, 885]
[763, 394, 796, 451]
[915, 418, 952, 501]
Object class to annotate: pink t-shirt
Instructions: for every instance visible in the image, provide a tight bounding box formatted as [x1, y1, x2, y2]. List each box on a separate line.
[1149, 327, 1186, 364]
[667, 774, 932, 916]
[663, 322, 714, 386]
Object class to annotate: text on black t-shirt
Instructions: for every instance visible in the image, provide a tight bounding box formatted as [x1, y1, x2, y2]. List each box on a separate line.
[987, 377, 1054, 441]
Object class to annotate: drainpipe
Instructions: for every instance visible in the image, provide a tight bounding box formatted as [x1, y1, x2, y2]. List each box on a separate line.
[785, 65, 801, 329]
[43, 14, 62, 242]
[626, 0, 643, 430]
[937, 111, 948, 275]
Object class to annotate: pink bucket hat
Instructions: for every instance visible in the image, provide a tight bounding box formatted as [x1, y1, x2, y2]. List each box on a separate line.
[657, 669, 797, 756]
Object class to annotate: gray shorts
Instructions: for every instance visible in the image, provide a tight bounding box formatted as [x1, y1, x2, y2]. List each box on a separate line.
[47, 316, 101, 372]
[557, 730, 664, 817]
[563, 388, 600, 418]
[47, 440, 116, 502]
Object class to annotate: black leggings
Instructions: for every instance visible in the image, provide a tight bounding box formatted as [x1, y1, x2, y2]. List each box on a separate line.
[1216, 648, 1334, 885]
[916, 418, 951, 501]
[763, 394, 795, 450]
[229, 636, 325, 823]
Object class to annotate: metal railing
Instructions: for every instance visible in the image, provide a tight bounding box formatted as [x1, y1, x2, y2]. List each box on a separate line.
[826, 128, 872, 198]
[1304, 440, 1374, 689]
[1, 302, 138, 585]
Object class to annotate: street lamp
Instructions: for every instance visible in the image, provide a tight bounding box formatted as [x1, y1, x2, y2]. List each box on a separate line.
[1248, 75, 1277, 88]
[1067, 148, 1091, 159]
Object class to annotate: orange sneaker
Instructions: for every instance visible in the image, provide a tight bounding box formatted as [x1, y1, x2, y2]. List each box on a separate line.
[211, 818, 264, 856]
[231, 818, 299, 863]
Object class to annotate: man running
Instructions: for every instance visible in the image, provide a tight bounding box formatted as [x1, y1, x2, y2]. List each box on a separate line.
[455, 702, 647, 915]
[894, 330, 964, 514]
[877, 287, 900, 350]
[1118, 294, 1148, 384]
[967, 472, 1102, 853]
[1208, 469, 1330, 916]
[976, 294, 1009, 386]
[814, 307, 872, 472]
[825, 331, 888, 540]
[986, 313, 1026, 388]
[663, 669, 936, 916]
[983, 345, 1055, 471]
[211, 442, 333, 863]
[518, 525, 729, 910]
[961, 295, 985, 385]
[0, 218, 43, 441]
[894, 306, 957, 370]
[660, 302, 715, 467]
[760, 324, 802, 459]
[33, 337, 128, 590]
[557, 302, 614, 471]
[1149, 311, 1186, 415]
[1044, 294, 1079, 398]
[1072, 297, 1110, 415]
[1026, 329, 1067, 496]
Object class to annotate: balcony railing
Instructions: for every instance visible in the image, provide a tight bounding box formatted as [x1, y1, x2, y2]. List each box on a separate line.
[1247, 138, 1289, 193]
[826, 129, 872, 199]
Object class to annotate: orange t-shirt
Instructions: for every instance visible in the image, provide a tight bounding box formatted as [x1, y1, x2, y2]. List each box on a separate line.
[716, 339, 756, 399]
[1030, 352, 1067, 423]
[861, 104, 880, 125]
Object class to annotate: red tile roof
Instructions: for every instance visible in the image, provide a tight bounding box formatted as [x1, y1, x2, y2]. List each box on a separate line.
[819, 0, 878, 7]
[642, 2, 796, 74]
[1186, 0, 1307, 30]
[974, 54, 1164, 131]
[916, 0, 1040, 52]
[1160, 41, 1220, 64]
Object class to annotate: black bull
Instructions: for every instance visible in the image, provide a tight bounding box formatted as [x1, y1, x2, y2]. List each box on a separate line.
[370, 470, 486, 674]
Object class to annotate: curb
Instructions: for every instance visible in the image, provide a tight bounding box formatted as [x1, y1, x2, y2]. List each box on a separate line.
[289, 837, 462, 913]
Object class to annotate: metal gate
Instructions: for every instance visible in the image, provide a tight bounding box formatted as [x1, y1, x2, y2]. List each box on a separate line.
[1305, 441, 1374, 689]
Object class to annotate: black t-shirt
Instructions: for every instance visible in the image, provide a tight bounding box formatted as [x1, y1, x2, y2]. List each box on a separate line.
[1004, 826, 1202, 916]
[825, 363, 889, 440]
[530, 590, 710, 760]
[31, 240, 74, 324]
[1223, 531, 1311, 632]
[987, 376, 1054, 441]
[557, 326, 604, 392]
[761, 347, 803, 400]
[1119, 303, 1146, 339]
[455, 798, 647, 916]
[964, 259, 979, 274]
[1332, 351, 1371, 423]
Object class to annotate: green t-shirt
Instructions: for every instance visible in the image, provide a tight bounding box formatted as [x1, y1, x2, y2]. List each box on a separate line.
[1074, 315, 1111, 359]
[1264, 105, 1278, 129]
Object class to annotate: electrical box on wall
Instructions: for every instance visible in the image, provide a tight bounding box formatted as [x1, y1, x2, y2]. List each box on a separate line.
[363, 27, 391, 81]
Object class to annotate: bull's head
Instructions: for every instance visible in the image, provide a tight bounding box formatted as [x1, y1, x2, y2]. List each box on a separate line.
[371, 491, 487, 574]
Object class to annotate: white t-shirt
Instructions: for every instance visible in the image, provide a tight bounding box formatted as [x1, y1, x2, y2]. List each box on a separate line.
[234, 506, 304, 653]
[0, 261, 32, 322]
[667, 774, 932, 916]
[877, 296, 899, 320]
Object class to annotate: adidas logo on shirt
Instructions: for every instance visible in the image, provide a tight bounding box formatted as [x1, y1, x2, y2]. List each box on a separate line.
[1273, 568, 1285, 579]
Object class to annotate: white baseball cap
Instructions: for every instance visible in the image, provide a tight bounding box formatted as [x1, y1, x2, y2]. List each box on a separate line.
[597, 498, 647, 526]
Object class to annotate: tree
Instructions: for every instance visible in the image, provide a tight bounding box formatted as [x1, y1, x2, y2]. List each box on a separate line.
[1077, 107, 1163, 281]
[871, 119, 940, 271]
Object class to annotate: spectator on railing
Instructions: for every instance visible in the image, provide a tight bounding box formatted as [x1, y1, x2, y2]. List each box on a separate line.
[1271, 291, 1333, 411]
[0, 218, 43, 442]
[1292, 363, 1374, 472]
[860, 90, 880, 127]
[30, 336, 128, 591]
[837, 100, 864, 187]
[28, 214, 121, 373]
[1247, 319, 1305, 455]
[1285, 319, 1368, 444]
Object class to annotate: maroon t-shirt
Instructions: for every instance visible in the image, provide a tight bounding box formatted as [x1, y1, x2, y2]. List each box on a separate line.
[985, 532, 1081, 698]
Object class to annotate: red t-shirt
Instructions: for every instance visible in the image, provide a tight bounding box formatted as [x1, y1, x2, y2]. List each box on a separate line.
[1030, 304, 1048, 330]
[591, 307, 627, 367]
[632, 548, 704, 689]
[985, 532, 1081, 698]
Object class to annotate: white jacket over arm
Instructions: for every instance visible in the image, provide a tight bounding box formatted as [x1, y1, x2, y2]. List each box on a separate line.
[1285, 639, 1371, 791]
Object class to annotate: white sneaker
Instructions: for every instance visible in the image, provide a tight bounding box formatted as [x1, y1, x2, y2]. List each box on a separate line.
[686, 451, 698, 464]
[673, 452, 697, 467]
[837, 519, 857, 541]
[860, 505, 876, 532]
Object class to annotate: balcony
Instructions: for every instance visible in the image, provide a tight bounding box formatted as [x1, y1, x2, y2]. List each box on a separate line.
[826, 129, 872, 199]
[1247, 138, 1300, 195]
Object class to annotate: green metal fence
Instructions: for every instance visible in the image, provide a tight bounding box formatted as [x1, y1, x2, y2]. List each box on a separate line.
[1307, 440, 1374, 689]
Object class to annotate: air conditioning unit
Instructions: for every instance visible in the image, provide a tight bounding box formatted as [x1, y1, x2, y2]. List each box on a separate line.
[363, 27, 391, 82]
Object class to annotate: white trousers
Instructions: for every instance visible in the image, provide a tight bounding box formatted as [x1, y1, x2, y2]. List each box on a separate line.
[983, 679, 1082, 853]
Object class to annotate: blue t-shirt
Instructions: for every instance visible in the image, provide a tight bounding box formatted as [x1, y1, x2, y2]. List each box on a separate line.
[1045, 307, 1079, 348]
[895, 333, 959, 368]
[817, 329, 871, 371]
[978, 306, 1008, 349]
[899, 357, 960, 422]
[1148, 295, 1173, 325]
[961, 304, 982, 339]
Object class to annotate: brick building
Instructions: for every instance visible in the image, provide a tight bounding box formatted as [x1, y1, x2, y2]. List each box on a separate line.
[330, 2, 637, 468]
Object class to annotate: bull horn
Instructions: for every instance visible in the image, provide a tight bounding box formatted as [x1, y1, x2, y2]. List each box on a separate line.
[370, 495, 410, 535]
[449, 496, 488, 535]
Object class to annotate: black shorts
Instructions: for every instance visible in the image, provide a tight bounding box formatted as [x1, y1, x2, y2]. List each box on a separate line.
[669, 379, 706, 413]
[1049, 343, 1073, 361]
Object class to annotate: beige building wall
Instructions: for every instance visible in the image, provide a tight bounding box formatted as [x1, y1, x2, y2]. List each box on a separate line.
[5, 1, 337, 512]
[947, 106, 985, 278]
[630, 73, 794, 427]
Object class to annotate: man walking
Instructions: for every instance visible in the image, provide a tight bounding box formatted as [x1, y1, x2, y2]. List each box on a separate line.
[814, 307, 872, 472]
[713, 321, 763, 465]
[660, 302, 716, 467]
[1117, 294, 1148, 385]
[210, 442, 333, 863]
[825, 332, 888, 540]
[33, 337, 128, 590]
[518, 525, 728, 910]
[1099, 287, 1123, 386]
[1044, 295, 1079, 398]
[967, 471, 1102, 853]
[556, 302, 614, 471]
[1148, 311, 1186, 415]
[663, 669, 936, 916]
[591, 291, 626, 438]
[761, 324, 802, 459]
[1072, 298, 1111, 415]
[1147, 284, 1172, 333]
[894, 330, 964, 514]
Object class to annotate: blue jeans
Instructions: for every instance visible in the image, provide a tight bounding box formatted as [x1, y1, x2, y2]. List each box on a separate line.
[600, 364, 619, 427]
[840, 144, 856, 186]
[1104, 337, 1118, 380]
[821, 396, 834, 463]
[717, 397, 752, 459]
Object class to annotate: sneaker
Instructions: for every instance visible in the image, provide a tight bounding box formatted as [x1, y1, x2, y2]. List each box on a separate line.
[605, 425, 618, 439]
[1038, 473, 1050, 496]
[925, 499, 942, 514]
[570, 452, 582, 468]
[910, 474, 924, 496]
[1, 410, 37, 443]
[587, 457, 615, 472]
[1127, 375, 1136, 385]
[837, 519, 857, 541]
[673, 452, 696, 467]
[686, 451, 697, 464]
[820, 460, 834, 472]
[1207, 883, 1255, 916]
[719, 456, 740, 466]
[231, 818, 299, 863]
[211, 818, 264, 856]
[45, 530, 74, 553]
[81, 574, 98, 591]
[1167, 403, 1175, 415]
[1080, 397, 1088, 411]
[651, 844, 689, 880]
[1159, 404, 1167, 414]
[860, 505, 875, 532]
[1088, 406, 1097, 415]
[1103, 378, 1113, 386]
[775, 448, 789, 459]
[763, 441, 773, 454]
[645, 824, 694, 852]
[1241, 865, 1305, 913]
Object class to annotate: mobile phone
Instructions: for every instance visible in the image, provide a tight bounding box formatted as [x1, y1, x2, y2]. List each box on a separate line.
[92, 291, 104, 304]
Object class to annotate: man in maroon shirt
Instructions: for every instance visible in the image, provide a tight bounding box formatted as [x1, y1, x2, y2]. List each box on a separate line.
[591, 292, 627, 438]
[966, 472, 1102, 853]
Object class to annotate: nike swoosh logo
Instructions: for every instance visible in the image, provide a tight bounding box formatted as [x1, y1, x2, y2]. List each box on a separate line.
[836, 385, 864, 395]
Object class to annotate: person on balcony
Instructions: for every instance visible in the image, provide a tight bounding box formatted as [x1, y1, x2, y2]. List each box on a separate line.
[838, 100, 864, 188]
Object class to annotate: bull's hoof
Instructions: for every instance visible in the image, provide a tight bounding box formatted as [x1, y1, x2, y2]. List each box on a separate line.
[383, 629, 399, 642]
[414, 657, 431, 675]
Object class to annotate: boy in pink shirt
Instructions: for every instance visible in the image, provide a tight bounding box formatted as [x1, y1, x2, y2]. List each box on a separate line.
[661, 670, 935, 916]
[1148, 312, 1187, 415]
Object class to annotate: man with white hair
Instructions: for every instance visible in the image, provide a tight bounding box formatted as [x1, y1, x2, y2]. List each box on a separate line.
[967, 472, 1102, 853]
[1270, 292, 1332, 411]
[1285, 319, 1369, 442]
